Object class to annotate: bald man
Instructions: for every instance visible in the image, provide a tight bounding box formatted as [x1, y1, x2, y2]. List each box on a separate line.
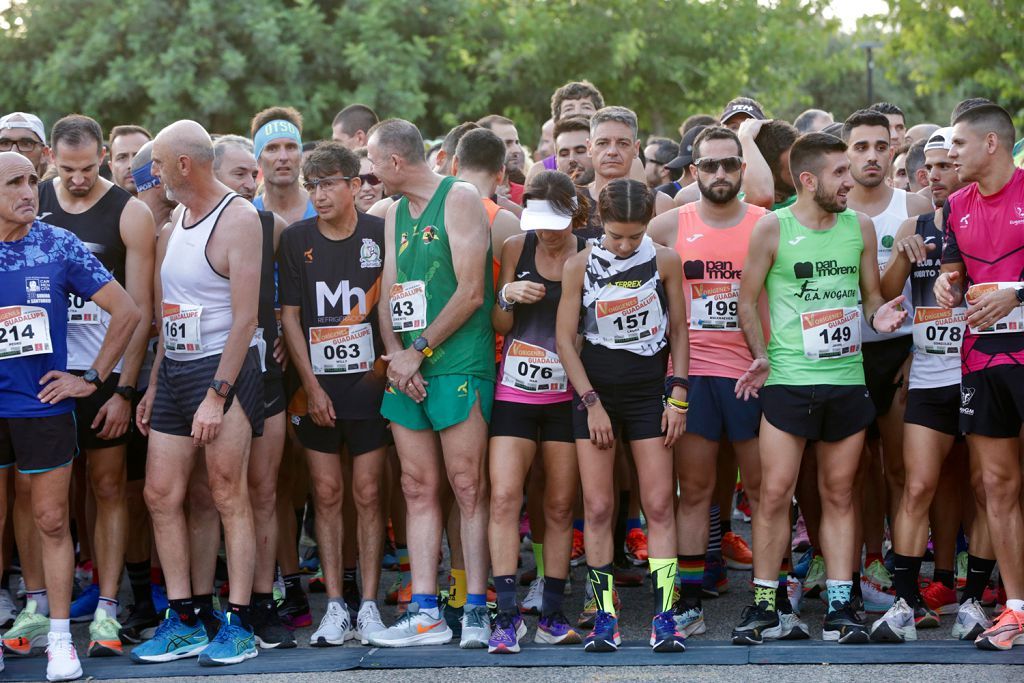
[0, 151, 138, 681]
[130, 141, 176, 231]
[130, 121, 264, 667]
[904, 123, 939, 149]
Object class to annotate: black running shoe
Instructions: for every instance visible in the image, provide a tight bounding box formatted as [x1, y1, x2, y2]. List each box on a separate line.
[731, 601, 781, 645]
[823, 601, 870, 644]
[118, 601, 160, 644]
[251, 598, 296, 649]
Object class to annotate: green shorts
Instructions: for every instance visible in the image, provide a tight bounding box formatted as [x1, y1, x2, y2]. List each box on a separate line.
[381, 374, 494, 432]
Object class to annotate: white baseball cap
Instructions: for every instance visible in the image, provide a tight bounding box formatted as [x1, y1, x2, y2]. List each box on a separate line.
[520, 198, 575, 231]
[0, 112, 46, 145]
[924, 127, 954, 152]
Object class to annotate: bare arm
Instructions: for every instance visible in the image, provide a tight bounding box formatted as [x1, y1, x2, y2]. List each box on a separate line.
[377, 203, 403, 356]
[211, 201, 262, 388]
[116, 198, 156, 389]
[738, 214, 778, 361]
[555, 250, 592, 396]
[368, 196, 396, 219]
[647, 207, 680, 248]
[655, 191, 674, 216]
[658, 246, 689, 446]
[879, 217, 919, 301]
[87, 281, 141, 381]
[858, 215, 887, 321]
[490, 209, 521, 261]
[491, 235, 526, 337]
[737, 120, 774, 209]
[906, 191, 935, 218]
[673, 182, 699, 207]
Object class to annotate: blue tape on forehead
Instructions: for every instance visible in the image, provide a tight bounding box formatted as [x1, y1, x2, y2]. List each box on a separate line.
[131, 161, 160, 192]
[254, 119, 302, 160]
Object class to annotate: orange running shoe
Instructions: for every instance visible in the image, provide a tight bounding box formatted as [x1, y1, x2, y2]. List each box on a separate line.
[975, 608, 1024, 650]
[570, 528, 586, 567]
[624, 528, 649, 566]
[722, 531, 753, 570]
[921, 580, 959, 615]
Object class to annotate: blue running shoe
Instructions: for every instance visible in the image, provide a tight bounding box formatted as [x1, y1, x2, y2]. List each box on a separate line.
[702, 554, 728, 598]
[792, 548, 814, 580]
[70, 584, 99, 623]
[583, 611, 620, 653]
[151, 584, 169, 613]
[650, 610, 686, 652]
[130, 609, 209, 663]
[198, 612, 257, 666]
[299, 554, 320, 574]
[487, 611, 526, 654]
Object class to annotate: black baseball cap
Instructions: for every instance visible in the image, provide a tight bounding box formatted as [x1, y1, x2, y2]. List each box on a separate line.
[720, 97, 766, 124]
[665, 125, 707, 171]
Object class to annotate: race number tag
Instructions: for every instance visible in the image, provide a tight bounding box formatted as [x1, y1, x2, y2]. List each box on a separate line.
[689, 282, 739, 331]
[161, 302, 203, 353]
[801, 307, 861, 360]
[501, 339, 568, 393]
[390, 280, 427, 332]
[0, 306, 52, 360]
[67, 292, 102, 325]
[965, 282, 1024, 335]
[595, 290, 663, 346]
[309, 323, 375, 375]
[913, 306, 966, 355]
[253, 327, 268, 373]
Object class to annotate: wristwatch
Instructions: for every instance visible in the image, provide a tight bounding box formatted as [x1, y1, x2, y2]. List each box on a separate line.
[113, 385, 137, 402]
[82, 368, 104, 390]
[412, 336, 433, 358]
[209, 379, 233, 398]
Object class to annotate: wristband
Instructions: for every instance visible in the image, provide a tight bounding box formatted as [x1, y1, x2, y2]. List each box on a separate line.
[666, 397, 689, 410]
[664, 375, 689, 397]
[498, 283, 515, 312]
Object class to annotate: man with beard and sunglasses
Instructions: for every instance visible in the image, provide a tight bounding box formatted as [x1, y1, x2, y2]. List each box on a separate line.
[648, 125, 783, 638]
[732, 132, 907, 646]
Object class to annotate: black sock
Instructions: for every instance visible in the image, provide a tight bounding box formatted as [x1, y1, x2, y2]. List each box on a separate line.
[720, 518, 732, 535]
[893, 553, 923, 602]
[677, 554, 703, 607]
[541, 576, 566, 617]
[252, 591, 273, 607]
[494, 574, 517, 613]
[228, 602, 250, 630]
[962, 555, 996, 604]
[933, 569, 955, 590]
[192, 593, 214, 612]
[170, 598, 197, 626]
[852, 572, 862, 599]
[283, 573, 305, 600]
[343, 567, 358, 587]
[126, 560, 153, 607]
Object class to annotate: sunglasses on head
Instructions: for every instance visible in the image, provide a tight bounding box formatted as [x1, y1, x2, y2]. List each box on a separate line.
[694, 156, 743, 174]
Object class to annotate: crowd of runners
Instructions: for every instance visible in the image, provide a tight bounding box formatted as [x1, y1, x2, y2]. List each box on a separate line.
[2, 79, 1024, 681]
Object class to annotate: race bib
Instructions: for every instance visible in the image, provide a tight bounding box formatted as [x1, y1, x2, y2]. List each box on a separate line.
[253, 327, 267, 373]
[309, 323, 375, 375]
[162, 302, 203, 353]
[0, 306, 52, 360]
[501, 339, 568, 393]
[913, 306, 966, 355]
[390, 280, 427, 332]
[595, 290, 663, 346]
[801, 307, 861, 360]
[67, 292, 102, 325]
[689, 282, 739, 331]
[965, 282, 1024, 335]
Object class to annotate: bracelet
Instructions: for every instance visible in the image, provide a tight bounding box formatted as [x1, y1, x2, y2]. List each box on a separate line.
[666, 397, 689, 410]
[869, 312, 877, 333]
[664, 400, 688, 414]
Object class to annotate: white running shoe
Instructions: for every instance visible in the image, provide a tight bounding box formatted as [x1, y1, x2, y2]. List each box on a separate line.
[0, 589, 17, 628]
[368, 602, 452, 647]
[356, 601, 386, 645]
[45, 632, 82, 681]
[860, 576, 896, 614]
[952, 598, 992, 641]
[459, 604, 490, 649]
[310, 601, 354, 647]
[787, 575, 804, 614]
[521, 577, 544, 615]
[870, 597, 917, 643]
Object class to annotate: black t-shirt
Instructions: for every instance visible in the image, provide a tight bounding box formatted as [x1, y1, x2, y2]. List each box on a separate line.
[278, 212, 386, 418]
[655, 180, 683, 199]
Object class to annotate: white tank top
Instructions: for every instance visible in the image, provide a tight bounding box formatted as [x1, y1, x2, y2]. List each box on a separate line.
[160, 193, 243, 361]
[862, 188, 913, 342]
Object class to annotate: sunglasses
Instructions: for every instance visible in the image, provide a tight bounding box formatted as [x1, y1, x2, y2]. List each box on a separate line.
[359, 173, 381, 186]
[694, 156, 743, 174]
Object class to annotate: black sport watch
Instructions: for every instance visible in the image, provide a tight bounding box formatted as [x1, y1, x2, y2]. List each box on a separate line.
[113, 385, 137, 402]
[82, 368, 104, 390]
[209, 379, 234, 398]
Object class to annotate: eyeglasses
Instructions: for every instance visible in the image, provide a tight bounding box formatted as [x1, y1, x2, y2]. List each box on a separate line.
[694, 156, 743, 174]
[359, 173, 381, 186]
[302, 175, 354, 193]
[0, 138, 42, 153]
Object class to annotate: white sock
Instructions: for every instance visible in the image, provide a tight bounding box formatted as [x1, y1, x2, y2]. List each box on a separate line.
[49, 618, 71, 634]
[1007, 598, 1024, 612]
[97, 596, 119, 620]
[26, 590, 49, 617]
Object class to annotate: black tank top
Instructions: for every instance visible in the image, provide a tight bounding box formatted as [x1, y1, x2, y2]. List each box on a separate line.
[910, 212, 945, 308]
[38, 179, 131, 283]
[576, 186, 605, 240]
[257, 210, 282, 379]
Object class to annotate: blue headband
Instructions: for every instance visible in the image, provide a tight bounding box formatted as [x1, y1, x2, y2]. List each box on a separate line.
[131, 161, 160, 193]
[253, 119, 302, 160]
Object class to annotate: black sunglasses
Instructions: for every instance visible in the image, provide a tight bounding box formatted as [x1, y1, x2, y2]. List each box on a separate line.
[694, 156, 743, 174]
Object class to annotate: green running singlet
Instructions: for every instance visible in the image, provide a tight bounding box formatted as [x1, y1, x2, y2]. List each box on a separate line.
[765, 207, 864, 386]
[392, 176, 495, 381]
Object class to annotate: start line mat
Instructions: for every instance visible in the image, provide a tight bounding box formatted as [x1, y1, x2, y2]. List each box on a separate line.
[3, 640, 1021, 679]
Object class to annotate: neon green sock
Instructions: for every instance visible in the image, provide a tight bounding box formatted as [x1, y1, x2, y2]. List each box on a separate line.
[649, 558, 677, 613]
[532, 542, 545, 579]
[587, 565, 616, 617]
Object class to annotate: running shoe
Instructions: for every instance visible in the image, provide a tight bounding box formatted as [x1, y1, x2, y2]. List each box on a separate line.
[722, 532, 753, 570]
[787, 575, 804, 614]
[2, 600, 49, 656]
[519, 511, 531, 544]
[974, 608, 1024, 651]
[118, 601, 160, 644]
[299, 554, 320, 574]
[570, 529, 586, 567]
[624, 528, 649, 566]
[803, 554, 826, 597]
[822, 602, 869, 644]
[198, 611, 257, 666]
[870, 597, 918, 643]
[356, 601, 387, 645]
[442, 598, 463, 639]
[277, 590, 312, 630]
[0, 589, 17, 629]
[521, 576, 544, 615]
[702, 553, 728, 598]
[310, 601, 354, 647]
[367, 602, 452, 647]
[775, 596, 810, 640]
[792, 515, 811, 552]
[732, 602, 780, 645]
[955, 551, 968, 589]
[87, 610, 123, 657]
[70, 583, 99, 623]
[792, 547, 813, 579]
[459, 604, 490, 649]
[922, 580, 958, 615]
[130, 609, 208, 663]
[195, 604, 222, 641]
[650, 610, 685, 652]
[381, 538, 398, 571]
[250, 599, 295, 649]
[487, 611, 526, 654]
[673, 603, 707, 637]
[863, 558, 893, 590]
[982, 582, 1006, 609]
[953, 598, 991, 641]
[583, 611, 620, 652]
[151, 584, 168, 613]
[46, 631, 82, 681]
[733, 489, 752, 522]
[860, 575, 896, 614]
[519, 565, 538, 586]
[308, 568, 325, 593]
[577, 587, 620, 629]
[613, 564, 645, 588]
[75, 560, 94, 588]
[535, 612, 582, 645]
